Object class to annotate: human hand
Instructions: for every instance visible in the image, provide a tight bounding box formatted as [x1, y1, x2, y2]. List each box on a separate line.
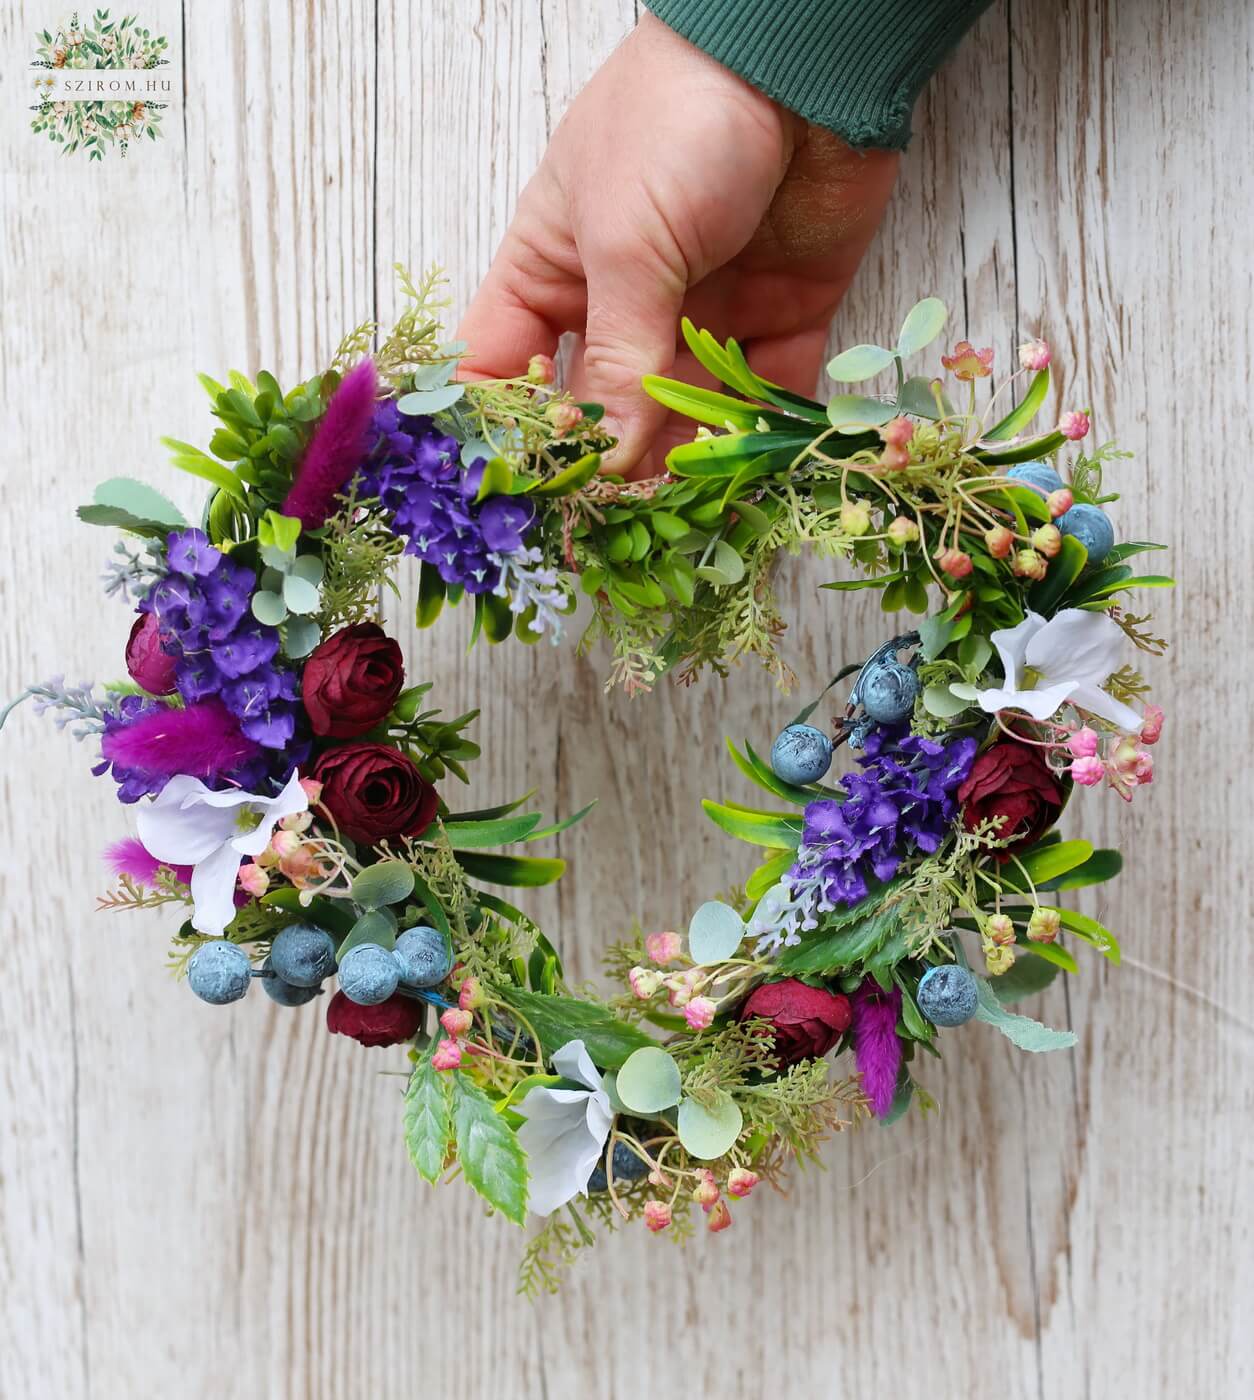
[456, 13, 900, 479]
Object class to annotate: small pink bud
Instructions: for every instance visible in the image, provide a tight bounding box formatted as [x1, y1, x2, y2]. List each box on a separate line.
[840, 501, 871, 536]
[886, 515, 919, 548]
[984, 525, 1014, 559]
[299, 777, 324, 804]
[458, 976, 486, 1011]
[1067, 726, 1099, 758]
[237, 862, 269, 897]
[1027, 908, 1062, 944]
[1018, 338, 1052, 372]
[270, 829, 302, 859]
[280, 810, 314, 833]
[440, 1007, 473, 1037]
[645, 931, 682, 964]
[666, 968, 700, 1009]
[1046, 488, 1074, 518]
[881, 416, 913, 449]
[1140, 703, 1164, 745]
[705, 1199, 733, 1233]
[1133, 750, 1154, 785]
[628, 966, 662, 1000]
[527, 353, 556, 385]
[1111, 736, 1142, 778]
[726, 1167, 759, 1199]
[1012, 549, 1048, 581]
[431, 1038, 463, 1071]
[935, 546, 973, 579]
[985, 913, 1016, 947]
[643, 1200, 672, 1233]
[683, 996, 716, 1031]
[1031, 524, 1062, 558]
[691, 1169, 719, 1208]
[1069, 755, 1105, 786]
[878, 442, 910, 471]
[545, 400, 584, 434]
[1059, 410, 1090, 441]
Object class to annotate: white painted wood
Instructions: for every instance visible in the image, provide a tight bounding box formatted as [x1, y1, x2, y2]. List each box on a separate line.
[0, 1, 1250, 1395]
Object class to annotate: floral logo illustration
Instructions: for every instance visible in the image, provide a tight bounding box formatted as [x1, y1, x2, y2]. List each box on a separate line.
[29, 9, 172, 161]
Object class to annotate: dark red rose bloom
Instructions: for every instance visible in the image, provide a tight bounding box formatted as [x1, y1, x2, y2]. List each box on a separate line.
[301, 623, 405, 738]
[738, 978, 852, 1066]
[326, 990, 423, 1047]
[957, 739, 1063, 860]
[125, 612, 178, 695]
[311, 742, 438, 845]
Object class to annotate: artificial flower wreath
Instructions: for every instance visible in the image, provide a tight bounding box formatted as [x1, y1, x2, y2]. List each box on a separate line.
[3, 271, 1170, 1293]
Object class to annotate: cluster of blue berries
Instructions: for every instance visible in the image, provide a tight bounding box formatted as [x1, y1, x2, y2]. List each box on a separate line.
[1005, 462, 1115, 563]
[185, 923, 452, 1007]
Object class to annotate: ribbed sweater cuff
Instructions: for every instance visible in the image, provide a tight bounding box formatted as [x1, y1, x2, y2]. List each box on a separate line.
[645, 0, 992, 149]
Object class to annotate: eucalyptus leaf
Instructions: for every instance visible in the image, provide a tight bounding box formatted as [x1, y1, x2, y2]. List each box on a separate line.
[826, 394, 896, 427]
[351, 860, 416, 909]
[688, 901, 746, 964]
[922, 683, 970, 718]
[289, 553, 324, 586]
[282, 571, 321, 615]
[826, 343, 896, 383]
[251, 590, 287, 626]
[616, 1046, 683, 1113]
[676, 1092, 743, 1160]
[336, 908, 398, 961]
[283, 616, 321, 658]
[896, 297, 948, 358]
[397, 383, 465, 415]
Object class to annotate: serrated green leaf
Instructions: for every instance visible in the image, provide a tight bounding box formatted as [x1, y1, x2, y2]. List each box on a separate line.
[404, 1053, 451, 1184]
[827, 343, 896, 382]
[777, 886, 902, 975]
[451, 1073, 528, 1224]
[974, 978, 1076, 1051]
[92, 476, 187, 528]
[896, 297, 948, 358]
[76, 503, 173, 538]
[498, 987, 655, 1069]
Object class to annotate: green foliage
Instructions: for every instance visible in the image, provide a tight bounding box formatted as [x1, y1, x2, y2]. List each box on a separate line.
[973, 978, 1076, 1052]
[450, 1072, 528, 1224]
[404, 1051, 452, 1184]
[498, 988, 655, 1069]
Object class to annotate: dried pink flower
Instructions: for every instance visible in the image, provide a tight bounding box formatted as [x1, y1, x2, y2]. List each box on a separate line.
[1018, 339, 1052, 371]
[941, 340, 994, 381]
[683, 996, 716, 1031]
[1059, 410, 1091, 441]
[645, 931, 682, 964]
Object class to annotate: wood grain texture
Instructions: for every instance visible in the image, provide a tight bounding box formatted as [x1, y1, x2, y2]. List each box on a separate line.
[1, 1, 1250, 1395]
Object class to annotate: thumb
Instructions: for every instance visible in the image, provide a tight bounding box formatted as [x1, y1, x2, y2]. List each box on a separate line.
[568, 242, 686, 477]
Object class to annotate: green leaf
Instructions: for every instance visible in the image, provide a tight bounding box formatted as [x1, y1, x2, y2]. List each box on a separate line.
[416, 562, 445, 627]
[688, 901, 746, 964]
[441, 813, 544, 848]
[616, 1046, 683, 1112]
[336, 908, 398, 961]
[76, 503, 174, 538]
[350, 860, 416, 909]
[454, 852, 565, 887]
[991, 956, 1062, 1003]
[1029, 534, 1088, 614]
[498, 988, 655, 1070]
[92, 477, 187, 528]
[826, 393, 896, 427]
[1040, 848, 1122, 891]
[258, 509, 301, 553]
[693, 539, 745, 587]
[160, 437, 247, 500]
[250, 590, 287, 626]
[524, 801, 597, 842]
[746, 851, 795, 902]
[777, 886, 902, 975]
[896, 297, 948, 358]
[826, 344, 896, 383]
[986, 368, 1050, 441]
[898, 376, 952, 420]
[404, 1052, 451, 1184]
[260, 888, 356, 936]
[677, 1092, 743, 1160]
[701, 800, 803, 850]
[450, 1072, 528, 1224]
[473, 456, 514, 503]
[1050, 906, 1121, 963]
[973, 430, 1067, 467]
[666, 431, 815, 478]
[528, 452, 601, 498]
[1006, 840, 1095, 887]
[922, 683, 970, 718]
[820, 570, 908, 593]
[725, 738, 821, 806]
[1104, 540, 1167, 565]
[397, 384, 465, 416]
[973, 978, 1076, 1052]
[283, 616, 320, 658]
[642, 376, 792, 431]
[282, 571, 321, 615]
[918, 615, 956, 661]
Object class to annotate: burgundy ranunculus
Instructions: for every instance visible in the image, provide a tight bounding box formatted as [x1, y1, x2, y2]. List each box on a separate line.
[738, 978, 852, 1066]
[326, 990, 423, 1047]
[957, 740, 1063, 860]
[301, 623, 404, 738]
[311, 742, 438, 845]
[125, 612, 178, 695]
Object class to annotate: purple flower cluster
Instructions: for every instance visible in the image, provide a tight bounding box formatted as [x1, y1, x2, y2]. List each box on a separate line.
[94, 695, 168, 802]
[356, 403, 536, 593]
[133, 529, 307, 790]
[790, 727, 978, 906]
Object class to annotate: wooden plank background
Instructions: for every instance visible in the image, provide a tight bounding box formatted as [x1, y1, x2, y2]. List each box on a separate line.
[1, 2, 1250, 1395]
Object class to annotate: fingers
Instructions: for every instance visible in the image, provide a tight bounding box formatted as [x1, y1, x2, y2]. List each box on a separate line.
[745, 327, 831, 398]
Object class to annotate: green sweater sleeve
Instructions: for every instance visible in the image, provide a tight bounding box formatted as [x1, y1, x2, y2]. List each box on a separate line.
[644, 0, 992, 149]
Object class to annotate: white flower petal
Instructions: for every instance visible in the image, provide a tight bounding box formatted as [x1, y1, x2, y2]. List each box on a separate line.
[231, 769, 309, 858]
[989, 613, 1044, 691]
[1026, 608, 1124, 685]
[136, 776, 237, 864]
[976, 680, 1077, 720]
[515, 1080, 612, 1216]
[188, 841, 247, 936]
[551, 1038, 602, 1093]
[1065, 682, 1143, 732]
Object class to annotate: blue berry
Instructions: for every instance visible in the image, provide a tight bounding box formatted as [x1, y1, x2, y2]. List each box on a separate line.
[1056, 503, 1114, 565]
[916, 964, 979, 1027]
[1005, 462, 1064, 496]
[339, 943, 400, 1005]
[269, 923, 338, 987]
[586, 1140, 651, 1193]
[858, 656, 920, 725]
[187, 941, 252, 1005]
[393, 926, 452, 988]
[260, 956, 322, 1007]
[771, 723, 833, 785]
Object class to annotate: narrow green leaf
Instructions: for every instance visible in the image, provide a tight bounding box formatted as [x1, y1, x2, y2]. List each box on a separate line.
[404, 1052, 452, 1184]
[523, 801, 597, 842]
[441, 814, 543, 848]
[701, 800, 803, 850]
[451, 1072, 528, 1224]
[746, 851, 795, 901]
[1051, 906, 1121, 963]
[986, 368, 1050, 441]
[454, 852, 566, 887]
[725, 738, 820, 806]
[1040, 848, 1122, 891]
[528, 452, 601, 498]
[160, 438, 247, 500]
[972, 430, 1067, 466]
[416, 562, 446, 628]
[498, 987, 655, 1069]
[1029, 534, 1089, 614]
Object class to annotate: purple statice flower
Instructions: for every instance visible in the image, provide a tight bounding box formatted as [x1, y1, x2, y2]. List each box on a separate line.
[789, 726, 978, 908]
[356, 403, 537, 593]
[130, 528, 308, 792]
